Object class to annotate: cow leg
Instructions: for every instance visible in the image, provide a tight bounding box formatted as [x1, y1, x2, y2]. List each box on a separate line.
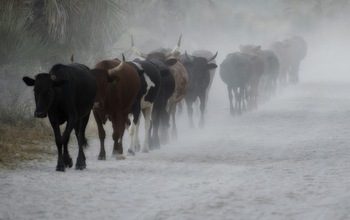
[185, 98, 195, 128]
[290, 62, 300, 84]
[227, 85, 234, 116]
[50, 121, 65, 172]
[251, 79, 258, 110]
[142, 105, 153, 153]
[242, 87, 248, 112]
[75, 114, 89, 170]
[233, 88, 239, 115]
[134, 116, 141, 152]
[127, 115, 140, 156]
[177, 100, 183, 116]
[160, 108, 170, 145]
[198, 92, 206, 129]
[93, 111, 106, 160]
[148, 119, 154, 150]
[279, 64, 288, 87]
[151, 111, 160, 149]
[61, 118, 75, 168]
[170, 104, 178, 140]
[234, 87, 242, 115]
[112, 114, 127, 160]
[129, 101, 141, 154]
[238, 87, 244, 115]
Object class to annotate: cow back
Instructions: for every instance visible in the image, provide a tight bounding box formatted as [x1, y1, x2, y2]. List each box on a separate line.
[49, 63, 97, 118]
[93, 60, 140, 115]
[261, 50, 280, 78]
[220, 53, 252, 87]
[131, 59, 161, 108]
[169, 62, 188, 103]
[147, 58, 172, 77]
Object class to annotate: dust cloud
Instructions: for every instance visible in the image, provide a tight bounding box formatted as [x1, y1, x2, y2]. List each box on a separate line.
[112, 1, 350, 83]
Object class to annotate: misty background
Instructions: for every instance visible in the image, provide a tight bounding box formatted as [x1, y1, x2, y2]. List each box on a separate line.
[0, 0, 349, 124]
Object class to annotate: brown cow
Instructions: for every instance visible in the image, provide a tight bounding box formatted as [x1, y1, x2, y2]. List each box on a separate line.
[91, 55, 140, 160]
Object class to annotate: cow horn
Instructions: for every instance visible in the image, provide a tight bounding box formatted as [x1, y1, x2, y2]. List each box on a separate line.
[185, 51, 193, 60]
[131, 35, 148, 58]
[207, 51, 218, 62]
[169, 34, 182, 56]
[108, 54, 125, 76]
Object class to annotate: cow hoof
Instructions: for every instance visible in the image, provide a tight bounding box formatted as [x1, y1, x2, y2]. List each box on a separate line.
[116, 154, 126, 160]
[98, 156, 106, 160]
[127, 149, 135, 156]
[142, 149, 149, 153]
[64, 157, 73, 168]
[56, 166, 65, 172]
[75, 165, 86, 170]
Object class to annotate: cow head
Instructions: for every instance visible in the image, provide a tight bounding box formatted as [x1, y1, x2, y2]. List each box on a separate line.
[181, 51, 218, 90]
[91, 55, 125, 109]
[183, 51, 218, 72]
[23, 74, 66, 118]
[131, 35, 182, 66]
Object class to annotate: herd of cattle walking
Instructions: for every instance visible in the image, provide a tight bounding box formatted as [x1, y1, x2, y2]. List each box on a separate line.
[22, 35, 307, 171]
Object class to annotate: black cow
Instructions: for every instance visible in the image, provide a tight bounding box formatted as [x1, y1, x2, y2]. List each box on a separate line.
[23, 63, 97, 171]
[270, 36, 307, 85]
[147, 58, 175, 149]
[220, 52, 253, 116]
[191, 50, 217, 108]
[180, 51, 218, 128]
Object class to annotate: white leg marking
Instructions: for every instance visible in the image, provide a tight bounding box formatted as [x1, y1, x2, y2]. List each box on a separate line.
[142, 105, 153, 152]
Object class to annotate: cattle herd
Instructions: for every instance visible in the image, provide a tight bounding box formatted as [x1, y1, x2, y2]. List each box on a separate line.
[22, 35, 307, 172]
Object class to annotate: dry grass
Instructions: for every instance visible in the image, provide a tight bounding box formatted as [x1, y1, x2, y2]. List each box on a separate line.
[0, 121, 56, 169]
[0, 112, 100, 170]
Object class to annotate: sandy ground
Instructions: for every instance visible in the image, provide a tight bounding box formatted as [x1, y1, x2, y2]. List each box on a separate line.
[1, 71, 350, 220]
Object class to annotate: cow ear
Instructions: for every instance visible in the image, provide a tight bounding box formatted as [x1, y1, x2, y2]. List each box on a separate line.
[23, 76, 35, 86]
[207, 63, 217, 70]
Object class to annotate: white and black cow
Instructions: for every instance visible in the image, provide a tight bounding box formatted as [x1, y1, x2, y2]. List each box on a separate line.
[179, 51, 218, 128]
[127, 59, 161, 155]
[131, 35, 185, 148]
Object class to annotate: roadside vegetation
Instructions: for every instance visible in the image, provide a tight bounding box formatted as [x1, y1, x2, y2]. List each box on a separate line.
[0, 0, 127, 168]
